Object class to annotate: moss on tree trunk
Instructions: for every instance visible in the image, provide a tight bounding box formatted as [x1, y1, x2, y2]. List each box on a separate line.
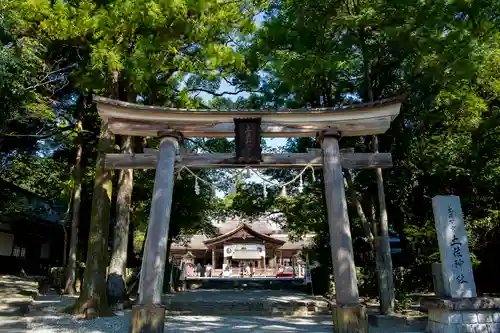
[107, 135, 134, 308]
[64, 94, 87, 295]
[72, 118, 114, 318]
[63, 119, 83, 295]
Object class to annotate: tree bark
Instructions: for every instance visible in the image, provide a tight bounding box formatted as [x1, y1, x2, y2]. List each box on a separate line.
[359, 26, 395, 314]
[345, 170, 374, 243]
[127, 226, 148, 297]
[162, 238, 173, 294]
[372, 135, 395, 314]
[63, 118, 84, 295]
[72, 118, 114, 318]
[369, 196, 377, 235]
[107, 135, 134, 308]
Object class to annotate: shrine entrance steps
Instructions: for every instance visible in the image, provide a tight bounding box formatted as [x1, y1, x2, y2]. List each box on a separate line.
[183, 276, 308, 292]
[161, 289, 427, 332]
[161, 289, 329, 317]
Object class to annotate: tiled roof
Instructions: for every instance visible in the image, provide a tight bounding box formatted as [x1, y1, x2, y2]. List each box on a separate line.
[213, 217, 283, 235]
[172, 235, 209, 250]
[0, 179, 65, 223]
[171, 216, 314, 251]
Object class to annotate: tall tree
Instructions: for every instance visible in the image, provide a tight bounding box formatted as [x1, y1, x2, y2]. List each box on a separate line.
[72, 113, 114, 318]
[63, 94, 86, 295]
[107, 135, 133, 307]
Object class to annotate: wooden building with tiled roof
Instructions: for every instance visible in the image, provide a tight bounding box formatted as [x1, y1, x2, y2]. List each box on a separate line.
[170, 217, 313, 277]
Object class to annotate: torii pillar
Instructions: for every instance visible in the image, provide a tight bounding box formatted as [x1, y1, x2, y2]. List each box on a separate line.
[130, 134, 180, 333]
[321, 129, 368, 333]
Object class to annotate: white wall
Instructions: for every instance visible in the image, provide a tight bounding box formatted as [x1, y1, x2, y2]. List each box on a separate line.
[0, 232, 14, 256]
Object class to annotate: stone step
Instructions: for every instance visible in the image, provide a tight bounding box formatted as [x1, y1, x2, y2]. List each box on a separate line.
[162, 289, 330, 317]
[198, 279, 307, 291]
[183, 277, 309, 294]
[165, 300, 329, 316]
[368, 313, 427, 332]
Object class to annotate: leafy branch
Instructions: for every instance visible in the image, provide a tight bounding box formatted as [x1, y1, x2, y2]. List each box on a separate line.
[182, 87, 259, 97]
[0, 125, 75, 138]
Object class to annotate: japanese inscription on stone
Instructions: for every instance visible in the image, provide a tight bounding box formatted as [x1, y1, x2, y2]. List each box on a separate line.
[234, 118, 262, 164]
[432, 195, 477, 298]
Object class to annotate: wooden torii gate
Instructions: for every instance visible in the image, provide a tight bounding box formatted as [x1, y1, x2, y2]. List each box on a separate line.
[94, 96, 401, 333]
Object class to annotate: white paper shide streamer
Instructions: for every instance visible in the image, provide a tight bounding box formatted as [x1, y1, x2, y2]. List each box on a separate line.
[280, 186, 287, 198]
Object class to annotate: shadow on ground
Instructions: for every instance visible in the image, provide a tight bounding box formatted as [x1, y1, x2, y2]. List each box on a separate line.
[23, 293, 426, 333]
[0, 275, 39, 297]
[26, 294, 334, 332]
[28, 312, 334, 333]
[0, 319, 27, 333]
[166, 315, 333, 332]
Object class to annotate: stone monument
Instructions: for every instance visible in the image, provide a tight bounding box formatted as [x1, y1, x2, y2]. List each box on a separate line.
[431, 262, 446, 297]
[432, 195, 476, 298]
[422, 195, 500, 333]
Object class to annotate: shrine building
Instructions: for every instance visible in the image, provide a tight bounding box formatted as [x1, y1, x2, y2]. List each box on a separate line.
[170, 217, 313, 277]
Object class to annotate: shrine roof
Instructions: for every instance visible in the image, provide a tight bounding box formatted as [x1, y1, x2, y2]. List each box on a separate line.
[94, 96, 402, 138]
[170, 233, 314, 251]
[203, 223, 286, 248]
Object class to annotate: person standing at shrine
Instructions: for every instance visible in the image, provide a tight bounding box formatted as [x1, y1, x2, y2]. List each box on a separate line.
[206, 262, 212, 277]
[196, 262, 203, 277]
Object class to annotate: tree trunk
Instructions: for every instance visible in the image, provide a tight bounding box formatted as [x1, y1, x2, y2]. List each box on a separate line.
[369, 196, 377, 235]
[345, 170, 374, 243]
[359, 26, 395, 314]
[72, 118, 114, 318]
[62, 192, 72, 267]
[162, 238, 173, 293]
[107, 135, 134, 308]
[63, 118, 84, 295]
[372, 135, 395, 314]
[127, 226, 148, 296]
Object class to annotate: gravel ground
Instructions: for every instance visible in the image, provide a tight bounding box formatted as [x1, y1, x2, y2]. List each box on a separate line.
[28, 313, 334, 332]
[24, 294, 424, 333]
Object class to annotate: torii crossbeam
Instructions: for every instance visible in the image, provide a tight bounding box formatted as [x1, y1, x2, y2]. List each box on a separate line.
[94, 95, 402, 333]
[105, 149, 393, 169]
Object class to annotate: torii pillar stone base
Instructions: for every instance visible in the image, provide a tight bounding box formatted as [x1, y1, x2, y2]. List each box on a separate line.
[130, 136, 180, 333]
[129, 305, 165, 333]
